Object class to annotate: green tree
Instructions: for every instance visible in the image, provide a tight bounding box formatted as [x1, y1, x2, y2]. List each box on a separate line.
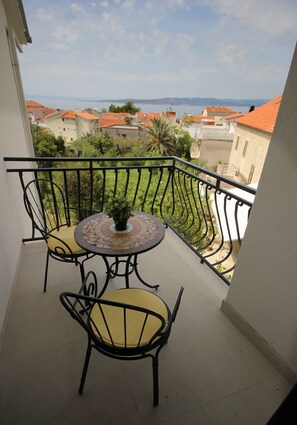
[123, 101, 140, 114]
[108, 102, 140, 114]
[144, 118, 176, 156]
[31, 125, 66, 157]
[175, 130, 193, 161]
[124, 116, 133, 125]
[108, 103, 121, 113]
[112, 136, 142, 156]
[31, 125, 66, 168]
[71, 134, 114, 157]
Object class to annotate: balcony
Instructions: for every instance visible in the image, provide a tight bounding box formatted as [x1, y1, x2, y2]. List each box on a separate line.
[1, 2, 297, 423]
[0, 230, 291, 424]
[0, 157, 292, 424]
[4, 156, 256, 286]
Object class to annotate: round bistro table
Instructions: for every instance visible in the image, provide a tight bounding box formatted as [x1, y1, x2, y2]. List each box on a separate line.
[74, 211, 165, 295]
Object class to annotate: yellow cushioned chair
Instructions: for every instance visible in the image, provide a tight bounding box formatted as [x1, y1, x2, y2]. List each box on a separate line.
[48, 227, 85, 255]
[59, 271, 184, 406]
[23, 178, 95, 292]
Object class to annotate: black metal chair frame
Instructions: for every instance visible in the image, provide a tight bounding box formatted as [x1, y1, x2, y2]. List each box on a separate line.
[59, 271, 184, 406]
[23, 178, 95, 292]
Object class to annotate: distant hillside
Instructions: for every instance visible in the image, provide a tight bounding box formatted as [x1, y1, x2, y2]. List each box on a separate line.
[98, 97, 268, 107]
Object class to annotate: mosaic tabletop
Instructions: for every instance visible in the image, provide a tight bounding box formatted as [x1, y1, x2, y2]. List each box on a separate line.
[75, 211, 165, 256]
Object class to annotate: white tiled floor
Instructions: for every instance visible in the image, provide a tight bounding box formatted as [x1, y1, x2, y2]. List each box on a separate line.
[0, 229, 292, 425]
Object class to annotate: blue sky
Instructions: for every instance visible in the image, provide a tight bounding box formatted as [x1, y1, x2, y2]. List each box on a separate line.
[19, 0, 297, 100]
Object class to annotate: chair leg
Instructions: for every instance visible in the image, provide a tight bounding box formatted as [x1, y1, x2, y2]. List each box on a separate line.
[43, 251, 50, 293]
[79, 261, 85, 284]
[79, 340, 92, 395]
[152, 355, 159, 406]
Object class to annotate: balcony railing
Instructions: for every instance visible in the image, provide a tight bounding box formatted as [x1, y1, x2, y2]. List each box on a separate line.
[4, 156, 256, 285]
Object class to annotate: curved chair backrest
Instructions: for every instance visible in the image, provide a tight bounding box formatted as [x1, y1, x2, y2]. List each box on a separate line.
[59, 272, 184, 406]
[60, 290, 169, 355]
[23, 178, 70, 236]
[60, 269, 184, 356]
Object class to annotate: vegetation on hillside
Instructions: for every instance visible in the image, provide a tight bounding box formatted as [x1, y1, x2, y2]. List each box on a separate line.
[144, 118, 176, 156]
[31, 125, 66, 158]
[108, 101, 141, 114]
[30, 122, 224, 275]
[31, 114, 194, 161]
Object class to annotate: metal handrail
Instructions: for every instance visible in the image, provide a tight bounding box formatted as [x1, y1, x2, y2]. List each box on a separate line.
[4, 156, 256, 285]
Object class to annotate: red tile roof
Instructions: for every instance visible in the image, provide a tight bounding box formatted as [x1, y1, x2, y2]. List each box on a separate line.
[161, 111, 177, 117]
[44, 110, 60, 119]
[101, 118, 126, 128]
[204, 106, 237, 114]
[42, 108, 56, 116]
[183, 115, 203, 123]
[136, 112, 162, 120]
[236, 96, 282, 133]
[25, 100, 46, 109]
[75, 111, 99, 120]
[223, 113, 245, 120]
[62, 111, 99, 121]
[25, 100, 56, 117]
[183, 115, 214, 124]
[62, 111, 76, 119]
[102, 112, 130, 118]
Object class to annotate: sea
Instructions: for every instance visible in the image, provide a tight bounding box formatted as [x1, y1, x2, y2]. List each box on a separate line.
[26, 95, 252, 118]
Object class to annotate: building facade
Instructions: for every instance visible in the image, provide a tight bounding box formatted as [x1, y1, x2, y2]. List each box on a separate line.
[228, 96, 281, 184]
[45, 110, 100, 144]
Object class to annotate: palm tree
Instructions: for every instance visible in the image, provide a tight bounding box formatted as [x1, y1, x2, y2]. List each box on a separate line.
[144, 118, 176, 156]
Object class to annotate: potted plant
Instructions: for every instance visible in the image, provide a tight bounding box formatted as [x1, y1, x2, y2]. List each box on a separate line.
[104, 196, 133, 231]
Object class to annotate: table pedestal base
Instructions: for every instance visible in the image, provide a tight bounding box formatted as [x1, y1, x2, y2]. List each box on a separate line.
[99, 254, 159, 296]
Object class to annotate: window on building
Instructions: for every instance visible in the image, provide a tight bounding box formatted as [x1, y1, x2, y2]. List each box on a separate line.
[248, 164, 255, 184]
[63, 128, 66, 131]
[243, 140, 248, 157]
[235, 135, 240, 150]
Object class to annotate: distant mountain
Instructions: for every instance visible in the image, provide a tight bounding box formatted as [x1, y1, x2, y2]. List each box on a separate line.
[98, 97, 268, 107]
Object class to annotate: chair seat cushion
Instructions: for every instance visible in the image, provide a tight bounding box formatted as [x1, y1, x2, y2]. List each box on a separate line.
[48, 226, 85, 255]
[90, 289, 169, 348]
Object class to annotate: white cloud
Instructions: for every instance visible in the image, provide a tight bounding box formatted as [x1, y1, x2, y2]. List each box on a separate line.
[21, 0, 296, 99]
[70, 2, 86, 16]
[167, 0, 190, 10]
[145, 1, 153, 11]
[50, 42, 67, 51]
[102, 12, 126, 37]
[122, 0, 135, 10]
[176, 33, 195, 60]
[35, 8, 54, 22]
[247, 63, 287, 83]
[218, 43, 247, 66]
[205, 0, 297, 38]
[53, 26, 82, 43]
[152, 29, 171, 57]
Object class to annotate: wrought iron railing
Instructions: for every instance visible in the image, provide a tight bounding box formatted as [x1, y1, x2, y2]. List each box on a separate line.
[4, 156, 256, 285]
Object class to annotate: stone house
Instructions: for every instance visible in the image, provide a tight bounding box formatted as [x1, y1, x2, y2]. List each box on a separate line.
[228, 96, 281, 184]
[45, 110, 100, 144]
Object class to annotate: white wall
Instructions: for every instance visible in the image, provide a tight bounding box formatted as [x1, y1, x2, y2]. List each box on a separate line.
[62, 117, 77, 143]
[76, 116, 95, 139]
[222, 44, 297, 381]
[0, 0, 32, 341]
[229, 125, 270, 184]
[45, 113, 63, 138]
